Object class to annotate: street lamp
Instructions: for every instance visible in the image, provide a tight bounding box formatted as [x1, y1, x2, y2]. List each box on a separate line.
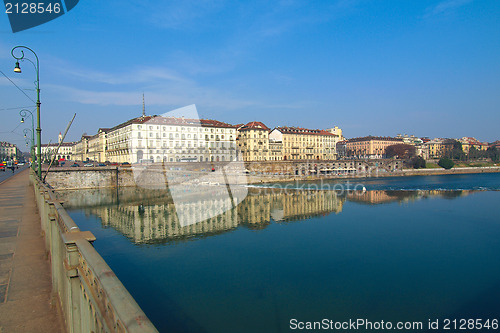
[12, 46, 41, 179]
[23, 128, 34, 159]
[20, 109, 35, 168]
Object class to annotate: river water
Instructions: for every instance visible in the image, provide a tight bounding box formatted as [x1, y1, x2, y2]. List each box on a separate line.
[62, 173, 500, 332]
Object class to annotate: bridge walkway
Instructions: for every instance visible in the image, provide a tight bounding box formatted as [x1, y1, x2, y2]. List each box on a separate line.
[0, 169, 65, 333]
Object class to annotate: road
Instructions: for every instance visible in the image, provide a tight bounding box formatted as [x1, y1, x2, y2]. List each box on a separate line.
[0, 164, 30, 184]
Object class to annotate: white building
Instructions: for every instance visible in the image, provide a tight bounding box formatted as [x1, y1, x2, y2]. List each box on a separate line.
[106, 116, 239, 164]
[41, 142, 76, 161]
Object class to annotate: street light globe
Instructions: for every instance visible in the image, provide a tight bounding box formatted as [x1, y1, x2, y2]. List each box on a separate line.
[14, 61, 21, 73]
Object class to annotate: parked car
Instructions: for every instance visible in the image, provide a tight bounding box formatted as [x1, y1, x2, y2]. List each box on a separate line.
[71, 163, 79, 167]
[97, 163, 106, 167]
[84, 163, 94, 167]
[121, 162, 130, 165]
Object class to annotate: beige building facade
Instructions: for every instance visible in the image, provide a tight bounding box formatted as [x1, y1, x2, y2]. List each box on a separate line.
[269, 140, 283, 161]
[268, 127, 337, 161]
[237, 121, 270, 161]
[0, 141, 18, 160]
[65, 113, 346, 164]
[345, 136, 404, 159]
[459, 137, 488, 154]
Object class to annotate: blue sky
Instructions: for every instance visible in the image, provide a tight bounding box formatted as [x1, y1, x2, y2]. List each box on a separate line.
[1, 0, 499, 150]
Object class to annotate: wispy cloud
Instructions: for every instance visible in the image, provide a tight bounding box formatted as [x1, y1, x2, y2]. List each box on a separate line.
[43, 65, 306, 116]
[423, 0, 473, 18]
[46, 80, 303, 112]
[47, 83, 254, 109]
[52, 64, 187, 85]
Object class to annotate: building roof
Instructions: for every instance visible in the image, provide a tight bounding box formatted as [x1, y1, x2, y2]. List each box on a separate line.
[239, 121, 270, 131]
[108, 115, 237, 132]
[460, 137, 488, 146]
[41, 142, 76, 147]
[346, 136, 403, 143]
[489, 140, 500, 147]
[273, 126, 335, 136]
[200, 119, 237, 129]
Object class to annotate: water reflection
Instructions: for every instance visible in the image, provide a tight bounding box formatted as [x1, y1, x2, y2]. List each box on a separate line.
[346, 189, 472, 204]
[59, 187, 474, 245]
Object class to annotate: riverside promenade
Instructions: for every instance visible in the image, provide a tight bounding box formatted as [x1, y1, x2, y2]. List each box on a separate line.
[0, 169, 65, 333]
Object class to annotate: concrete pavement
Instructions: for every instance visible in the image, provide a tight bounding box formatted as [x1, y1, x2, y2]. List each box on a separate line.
[0, 169, 65, 333]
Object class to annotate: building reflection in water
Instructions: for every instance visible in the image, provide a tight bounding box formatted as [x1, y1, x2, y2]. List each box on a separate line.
[58, 188, 472, 245]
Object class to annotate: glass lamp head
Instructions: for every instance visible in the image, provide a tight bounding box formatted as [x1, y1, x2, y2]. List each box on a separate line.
[14, 61, 21, 73]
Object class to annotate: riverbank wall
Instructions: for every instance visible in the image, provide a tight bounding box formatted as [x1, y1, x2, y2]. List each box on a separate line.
[43, 162, 500, 190]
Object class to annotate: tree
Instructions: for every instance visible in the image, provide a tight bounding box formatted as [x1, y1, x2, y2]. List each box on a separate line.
[450, 140, 465, 160]
[410, 156, 426, 169]
[469, 146, 480, 160]
[487, 147, 500, 162]
[385, 144, 416, 159]
[438, 157, 454, 169]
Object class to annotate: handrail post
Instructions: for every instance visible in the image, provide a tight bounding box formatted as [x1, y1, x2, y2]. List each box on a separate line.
[61, 231, 96, 333]
[63, 238, 82, 333]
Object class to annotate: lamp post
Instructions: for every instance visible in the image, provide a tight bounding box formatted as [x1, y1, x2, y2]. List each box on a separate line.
[23, 128, 34, 165]
[12, 46, 41, 179]
[20, 109, 35, 168]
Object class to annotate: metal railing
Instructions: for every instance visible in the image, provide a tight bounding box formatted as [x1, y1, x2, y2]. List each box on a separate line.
[31, 170, 158, 333]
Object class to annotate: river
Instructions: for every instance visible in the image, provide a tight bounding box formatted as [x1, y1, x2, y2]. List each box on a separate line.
[61, 173, 500, 332]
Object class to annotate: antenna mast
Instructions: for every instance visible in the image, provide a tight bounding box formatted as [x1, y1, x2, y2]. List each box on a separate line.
[142, 93, 146, 117]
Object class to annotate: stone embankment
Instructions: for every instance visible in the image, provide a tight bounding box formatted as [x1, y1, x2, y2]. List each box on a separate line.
[43, 164, 500, 190]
